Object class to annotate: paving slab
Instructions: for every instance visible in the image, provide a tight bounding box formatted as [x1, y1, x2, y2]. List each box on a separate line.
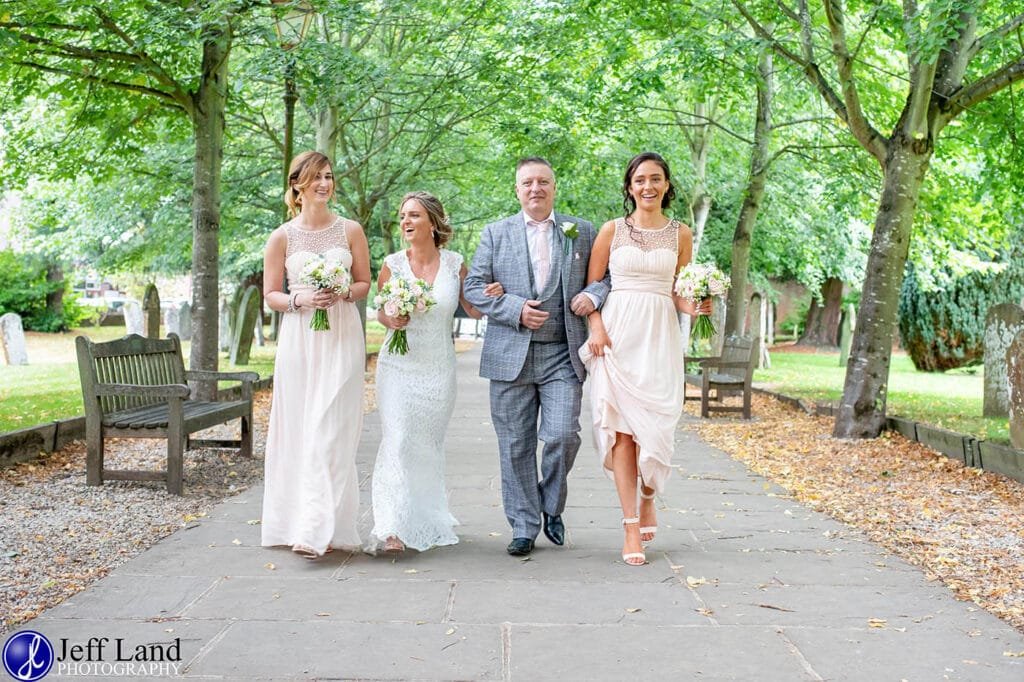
[14, 344, 1024, 680]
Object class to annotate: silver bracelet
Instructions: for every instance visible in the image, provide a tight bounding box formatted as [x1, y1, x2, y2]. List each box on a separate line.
[287, 292, 300, 313]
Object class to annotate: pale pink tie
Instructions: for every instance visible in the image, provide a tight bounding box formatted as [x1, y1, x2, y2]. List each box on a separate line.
[530, 220, 552, 291]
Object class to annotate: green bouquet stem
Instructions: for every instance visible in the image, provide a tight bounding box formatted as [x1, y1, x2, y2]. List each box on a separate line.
[387, 329, 410, 355]
[692, 313, 716, 340]
[310, 308, 330, 331]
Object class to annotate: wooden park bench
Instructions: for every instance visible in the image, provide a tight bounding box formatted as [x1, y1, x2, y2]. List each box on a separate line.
[684, 334, 758, 419]
[75, 333, 258, 495]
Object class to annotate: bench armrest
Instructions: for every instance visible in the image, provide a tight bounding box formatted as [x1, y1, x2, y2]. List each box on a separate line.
[186, 370, 259, 383]
[94, 383, 191, 398]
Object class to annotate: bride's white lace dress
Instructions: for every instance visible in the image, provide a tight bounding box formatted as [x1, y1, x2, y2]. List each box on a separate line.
[370, 249, 462, 551]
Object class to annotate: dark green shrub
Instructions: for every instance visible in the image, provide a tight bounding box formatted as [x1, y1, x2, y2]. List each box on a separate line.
[0, 250, 84, 332]
[899, 256, 1024, 371]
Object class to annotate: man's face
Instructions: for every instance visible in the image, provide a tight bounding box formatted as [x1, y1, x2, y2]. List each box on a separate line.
[514, 162, 556, 220]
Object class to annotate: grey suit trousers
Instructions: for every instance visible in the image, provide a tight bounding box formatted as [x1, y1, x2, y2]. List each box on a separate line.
[490, 341, 582, 539]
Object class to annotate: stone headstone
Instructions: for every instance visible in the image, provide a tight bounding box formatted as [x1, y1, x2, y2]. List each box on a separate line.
[710, 295, 727, 355]
[142, 283, 160, 339]
[254, 305, 265, 347]
[839, 304, 856, 368]
[164, 305, 181, 338]
[753, 293, 770, 369]
[1008, 330, 1024, 449]
[230, 286, 261, 366]
[178, 302, 192, 341]
[122, 300, 144, 336]
[219, 299, 231, 351]
[0, 313, 29, 365]
[984, 303, 1024, 417]
[227, 287, 245, 349]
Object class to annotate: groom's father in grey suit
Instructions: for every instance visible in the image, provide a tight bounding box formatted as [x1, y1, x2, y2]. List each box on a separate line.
[465, 157, 609, 556]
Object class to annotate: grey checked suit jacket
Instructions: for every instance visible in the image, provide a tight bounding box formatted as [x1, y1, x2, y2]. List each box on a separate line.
[464, 211, 610, 383]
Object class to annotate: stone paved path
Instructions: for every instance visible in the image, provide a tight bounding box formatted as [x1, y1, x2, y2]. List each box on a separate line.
[25, 346, 1024, 680]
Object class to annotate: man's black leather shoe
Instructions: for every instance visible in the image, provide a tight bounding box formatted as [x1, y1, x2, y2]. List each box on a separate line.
[506, 538, 534, 556]
[542, 513, 565, 546]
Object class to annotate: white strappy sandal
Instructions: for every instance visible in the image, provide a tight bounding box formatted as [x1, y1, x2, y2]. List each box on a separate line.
[621, 518, 646, 566]
[639, 490, 658, 544]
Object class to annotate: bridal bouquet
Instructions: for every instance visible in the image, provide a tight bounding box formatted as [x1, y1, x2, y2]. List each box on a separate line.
[674, 262, 730, 340]
[299, 255, 352, 331]
[374, 276, 436, 354]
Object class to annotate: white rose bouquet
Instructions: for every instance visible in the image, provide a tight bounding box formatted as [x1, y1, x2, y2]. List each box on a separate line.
[298, 256, 352, 331]
[374, 276, 436, 354]
[674, 263, 730, 340]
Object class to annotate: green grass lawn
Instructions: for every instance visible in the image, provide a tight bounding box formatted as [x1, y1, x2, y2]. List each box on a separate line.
[755, 347, 1009, 443]
[0, 321, 386, 433]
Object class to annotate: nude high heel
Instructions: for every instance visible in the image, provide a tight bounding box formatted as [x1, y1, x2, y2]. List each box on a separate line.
[621, 518, 646, 566]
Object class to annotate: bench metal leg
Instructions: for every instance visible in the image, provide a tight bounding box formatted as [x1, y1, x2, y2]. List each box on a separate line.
[742, 386, 752, 419]
[86, 423, 104, 486]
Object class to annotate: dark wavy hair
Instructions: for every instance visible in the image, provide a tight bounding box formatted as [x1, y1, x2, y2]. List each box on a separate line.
[621, 152, 676, 216]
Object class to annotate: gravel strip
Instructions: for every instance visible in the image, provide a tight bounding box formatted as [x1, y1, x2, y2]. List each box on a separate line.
[1, 363, 379, 636]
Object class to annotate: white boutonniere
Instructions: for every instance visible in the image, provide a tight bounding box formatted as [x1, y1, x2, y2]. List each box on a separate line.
[560, 221, 578, 255]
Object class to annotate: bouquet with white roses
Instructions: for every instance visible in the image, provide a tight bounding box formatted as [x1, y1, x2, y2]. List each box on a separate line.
[374, 276, 436, 354]
[298, 255, 352, 331]
[674, 262, 730, 340]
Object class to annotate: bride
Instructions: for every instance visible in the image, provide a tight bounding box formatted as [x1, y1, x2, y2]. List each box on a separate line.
[371, 191, 500, 552]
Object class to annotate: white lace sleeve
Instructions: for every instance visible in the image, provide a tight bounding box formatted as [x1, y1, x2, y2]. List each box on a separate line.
[444, 249, 464, 276]
[383, 252, 404, 279]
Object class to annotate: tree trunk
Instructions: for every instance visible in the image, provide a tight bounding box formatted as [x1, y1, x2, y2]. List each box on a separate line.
[45, 260, 65, 329]
[188, 21, 231, 393]
[724, 48, 772, 339]
[833, 143, 931, 438]
[316, 105, 338, 161]
[797, 277, 843, 347]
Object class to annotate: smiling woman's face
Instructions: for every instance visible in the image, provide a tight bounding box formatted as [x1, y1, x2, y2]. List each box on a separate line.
[628, 160, 668, 211]
[399, 198, 433, 244]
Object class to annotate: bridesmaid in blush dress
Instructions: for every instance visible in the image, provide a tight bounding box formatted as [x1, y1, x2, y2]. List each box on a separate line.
[579, 152, 711, 566]
[260, 151, 372, 560]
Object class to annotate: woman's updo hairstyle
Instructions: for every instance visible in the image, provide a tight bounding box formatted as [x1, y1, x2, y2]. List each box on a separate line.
[285, 151, 334, 218]
[400, 191, 452, 248]
[621, 151, 676, 216]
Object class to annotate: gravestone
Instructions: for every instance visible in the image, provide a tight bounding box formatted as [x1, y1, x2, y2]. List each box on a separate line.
[1008, 330, 1024, 449]
[254, 305, 265, 347]
[983, 303, 1024, 417]
[226, 287, 245, 349]
[710, 295, 727, 355]
[219, 299, 232, 351]
[750, 293, 770, 369]
[0, 313, 28, 365]
[839, 304, 856, 368]
[230, 286, 261, 366]
[122, 300, 144, 336]
[142, 284, 160, 339]
[178, 302, 192, 341]
[164, 304, 181, 338]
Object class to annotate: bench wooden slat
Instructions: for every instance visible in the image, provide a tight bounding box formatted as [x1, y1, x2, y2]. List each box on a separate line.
[76, 333, 256, 495]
